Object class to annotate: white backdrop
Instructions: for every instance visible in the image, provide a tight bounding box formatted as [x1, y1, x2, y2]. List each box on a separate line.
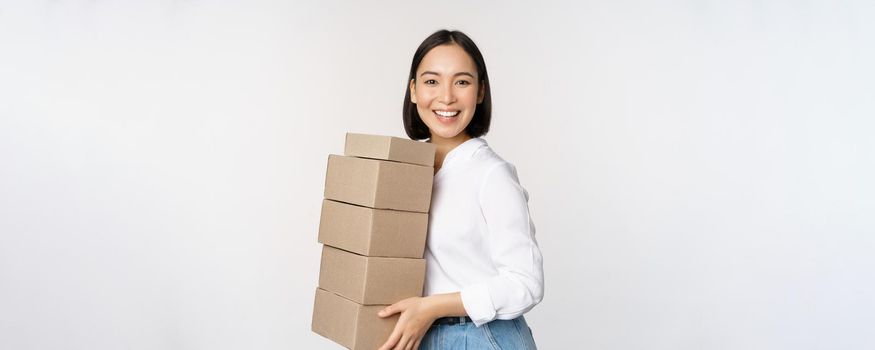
[1, 1, 873, 349]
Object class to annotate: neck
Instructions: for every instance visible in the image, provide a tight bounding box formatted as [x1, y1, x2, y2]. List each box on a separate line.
[429, 133, 472, 172]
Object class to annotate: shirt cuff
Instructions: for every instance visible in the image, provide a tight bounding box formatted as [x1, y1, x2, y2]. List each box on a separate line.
[460, 283, 496, 327]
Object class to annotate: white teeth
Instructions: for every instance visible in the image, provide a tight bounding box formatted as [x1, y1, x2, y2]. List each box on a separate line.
[435, 110, 459, 117]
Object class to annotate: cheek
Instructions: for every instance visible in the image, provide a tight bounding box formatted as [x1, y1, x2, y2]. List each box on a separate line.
[415, 102, 433, 121]
[415, 98, 431, 113]
[415, 90, 434, 105]
[461, 89, 480, 104]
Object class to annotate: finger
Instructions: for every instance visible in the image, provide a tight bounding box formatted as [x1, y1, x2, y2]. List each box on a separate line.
[412, 337, 422, 350]
[395, 333, 411, 350]
[378, 326, 402, 350]
[379, 304, 400, 317]
[404, 335, 417, 350]
[378, 305, 393, 318]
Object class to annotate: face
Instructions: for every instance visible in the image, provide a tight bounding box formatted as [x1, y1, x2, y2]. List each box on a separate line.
[410, 44, 485, 143]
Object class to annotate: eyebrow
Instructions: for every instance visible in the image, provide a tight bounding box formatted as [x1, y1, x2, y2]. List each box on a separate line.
[419, 71, 476, 79]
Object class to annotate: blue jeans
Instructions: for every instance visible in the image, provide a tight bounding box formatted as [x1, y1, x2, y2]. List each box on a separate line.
[419, 316, 537, 350]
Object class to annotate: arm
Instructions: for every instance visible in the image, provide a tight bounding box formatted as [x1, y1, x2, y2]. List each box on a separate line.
[376, 292, 465, 350]
[424, 292, 467, 317]
[460, 162, 545, 326]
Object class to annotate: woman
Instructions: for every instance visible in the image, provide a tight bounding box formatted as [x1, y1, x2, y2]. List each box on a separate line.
[378, 30, 544, 350]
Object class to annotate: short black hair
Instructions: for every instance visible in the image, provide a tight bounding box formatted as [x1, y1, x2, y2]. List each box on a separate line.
[403, 29, 492, 140]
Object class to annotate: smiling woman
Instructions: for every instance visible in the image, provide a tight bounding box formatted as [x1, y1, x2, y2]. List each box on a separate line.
[402, 30, 492, 170]
[377, 30, 544, 350]
[408, 44, 485, 168]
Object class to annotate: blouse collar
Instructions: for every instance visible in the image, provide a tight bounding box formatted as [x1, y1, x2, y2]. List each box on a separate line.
[439, 137, 486, 169]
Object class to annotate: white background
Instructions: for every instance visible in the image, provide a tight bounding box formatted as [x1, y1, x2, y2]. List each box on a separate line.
[1, 1, 874, 349]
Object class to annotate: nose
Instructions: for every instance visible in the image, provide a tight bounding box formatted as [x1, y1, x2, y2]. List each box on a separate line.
[437, 83, 456, 105]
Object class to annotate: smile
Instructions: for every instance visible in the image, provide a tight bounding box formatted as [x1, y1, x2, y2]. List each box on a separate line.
[433, 110, 460, 118]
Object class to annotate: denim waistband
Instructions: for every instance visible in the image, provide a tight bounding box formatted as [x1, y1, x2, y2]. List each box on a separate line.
[431, 316, 472, 326]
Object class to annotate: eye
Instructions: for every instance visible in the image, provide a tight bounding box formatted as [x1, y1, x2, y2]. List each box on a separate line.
[455, 80, 471, 86]
[424, 79, 437, 85]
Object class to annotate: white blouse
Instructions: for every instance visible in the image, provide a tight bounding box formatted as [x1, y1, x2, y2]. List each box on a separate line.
[424, 137, 544, 327]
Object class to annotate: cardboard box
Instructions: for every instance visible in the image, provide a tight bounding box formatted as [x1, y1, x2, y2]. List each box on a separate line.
[318, 245, 425, 305]
[344, 133, 436, 167]
[312, 288, 397, 350]
[324, 155, 434, 213]
[318, 199, 428, 259]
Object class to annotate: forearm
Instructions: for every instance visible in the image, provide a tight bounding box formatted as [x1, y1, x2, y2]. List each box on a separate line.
[424, 292, 467, 319]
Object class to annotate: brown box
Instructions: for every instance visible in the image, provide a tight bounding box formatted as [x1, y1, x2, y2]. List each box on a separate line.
[344, 133, 436, 167]
[312, 288, 397, 350]
[318, 199, 428, 259]
[324, 155, 434, 213]
[318, 245, 425, 305]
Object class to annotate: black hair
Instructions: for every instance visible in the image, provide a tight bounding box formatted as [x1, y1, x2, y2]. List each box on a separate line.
[403, 29, 492, 140]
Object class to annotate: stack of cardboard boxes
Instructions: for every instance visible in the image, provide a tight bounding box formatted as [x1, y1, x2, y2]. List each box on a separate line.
[312, 133, 436, 349]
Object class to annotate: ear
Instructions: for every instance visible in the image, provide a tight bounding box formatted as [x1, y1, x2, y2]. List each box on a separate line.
[409, 79, 417, 104]
[477, 81, 486, 104]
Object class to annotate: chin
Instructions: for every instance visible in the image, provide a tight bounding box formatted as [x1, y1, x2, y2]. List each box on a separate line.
[430, 128, 466, 140]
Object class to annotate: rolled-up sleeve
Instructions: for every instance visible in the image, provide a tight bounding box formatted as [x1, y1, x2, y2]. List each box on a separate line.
[460, 162, 545, 326]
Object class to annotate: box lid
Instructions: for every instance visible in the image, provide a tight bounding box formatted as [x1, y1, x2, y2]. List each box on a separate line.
[345, 133, 436, 167]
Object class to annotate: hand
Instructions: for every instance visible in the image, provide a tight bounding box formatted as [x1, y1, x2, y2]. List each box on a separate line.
[377, 296, 436, 350]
